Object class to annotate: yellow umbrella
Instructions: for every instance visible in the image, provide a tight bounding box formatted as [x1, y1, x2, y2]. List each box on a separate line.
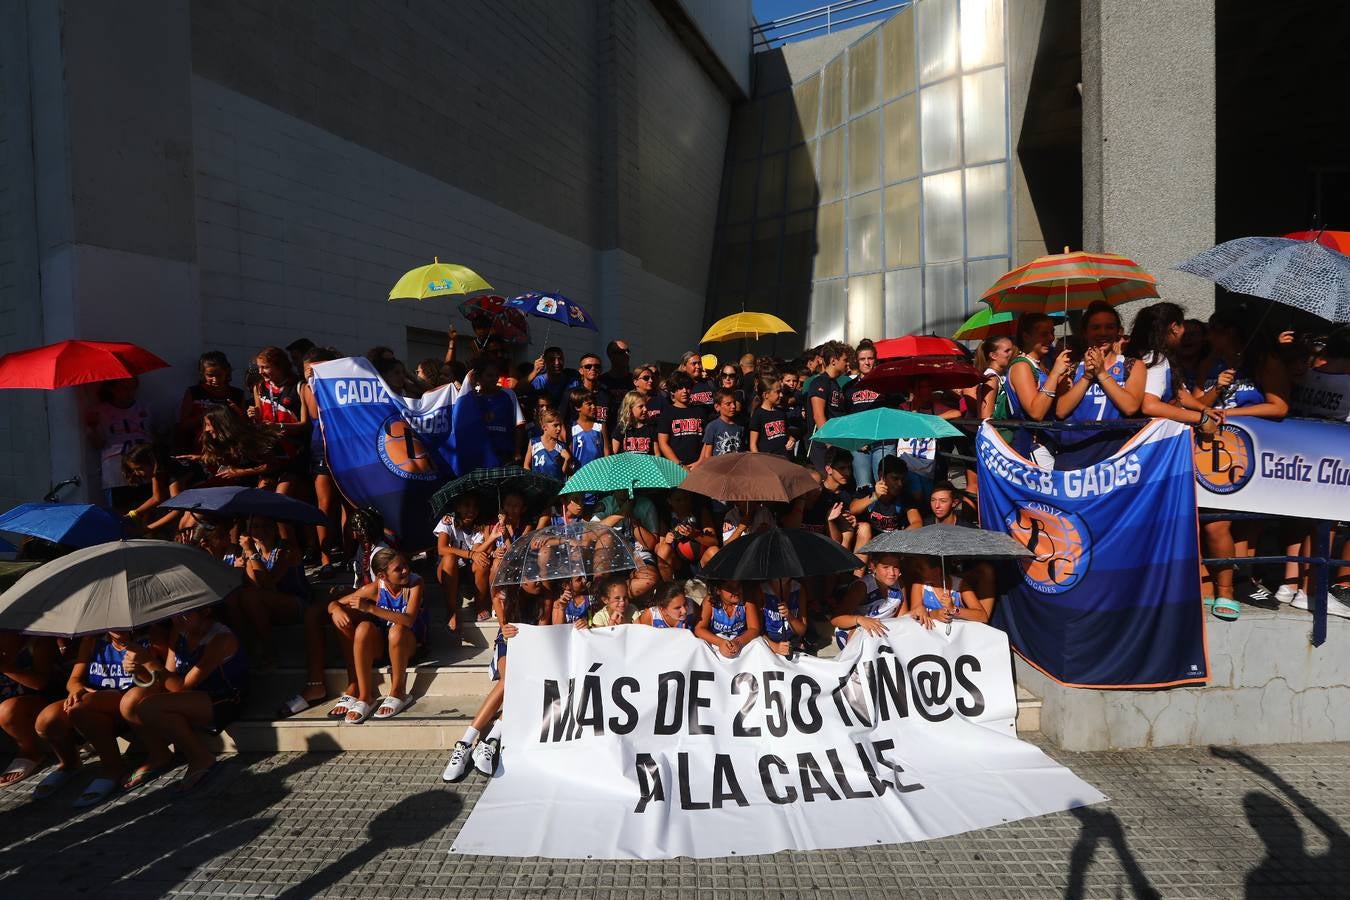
[700, 312, 796, 343]
[388, 257, 493, 301]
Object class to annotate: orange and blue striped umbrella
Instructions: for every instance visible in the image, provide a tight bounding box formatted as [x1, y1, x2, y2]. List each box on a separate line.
[981, 250, 1159, 314]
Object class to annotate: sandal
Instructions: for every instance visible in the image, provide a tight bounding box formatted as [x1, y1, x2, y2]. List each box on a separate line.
[176, 763, 219, 796]
[72, 776, 120, 809]
[326, 694, 357, 719]
[373, 696, 409, 720]
[344, 699, 373, 724]
[1212, 597, 1241, 621]
[277, 682, 329, 719]
[476, 609, 493, 622]
[32, 767, 76, 800]
[1, 757, 42, 788]
[122, 762, 174, 791]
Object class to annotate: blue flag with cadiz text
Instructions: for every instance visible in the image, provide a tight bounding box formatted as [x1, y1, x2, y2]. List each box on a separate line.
[977, 419, 1208, 688]
[310, 358, 497, 549]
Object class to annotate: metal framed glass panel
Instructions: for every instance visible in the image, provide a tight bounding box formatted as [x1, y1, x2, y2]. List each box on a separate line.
[964, 162, 1008, 258]
[807, 279, 847, 345]
[847, 109, 881, 195]
[814, 201, 845, 280]
[782, 213, 816, 285]
[961, 67, 1007, 165]
[731, 100, 762, 161]
[847, 190, 882, 273]
[847, 273, 884, 344]
[793, 75, 821, 142]
[917, 0, 958, 84]
[924, 261, 967, 333]
[920, 78, 961, 173]
[884, 268, 923, 337]
[881, 6, 916, 100]
[818, 127, 846, 203]
[922, 170, 964, 263]
[757, 152, 786, 218]
[726, 161, 757, 224]
[882, 94, 919, 184]
[752, 218, 783, 288]
[786, 143, 816, 212]
[848, 32, 880, 117]
[884, 180, 920, 269]
[960, 0, 1006, 69]
[821, 56, 845, 132]
[762, 91, 792, 154]
[966, 257, 1010, 308]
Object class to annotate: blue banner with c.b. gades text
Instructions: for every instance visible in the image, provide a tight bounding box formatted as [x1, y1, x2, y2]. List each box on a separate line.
[977, 419, 1208, 689]
[311, 358, 493, 549]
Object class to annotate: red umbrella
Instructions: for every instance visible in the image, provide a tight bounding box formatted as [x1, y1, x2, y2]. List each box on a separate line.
[0, 340, 168, 389]
[856, 357, 983, 394]
[873, 335, 966, 360]
[1282, 230, 1350, 254]
[457, 295, 529, 345]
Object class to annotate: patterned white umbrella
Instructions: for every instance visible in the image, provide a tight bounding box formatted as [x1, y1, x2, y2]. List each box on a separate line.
[1176, 236, 1350, 324]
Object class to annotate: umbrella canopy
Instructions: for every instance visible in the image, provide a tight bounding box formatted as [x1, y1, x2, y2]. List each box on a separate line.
[430, 466, 561, 520]
[981, 250, 1159, 314]
[457, 295, 530, 345]
[700, 312, 796, 344]
[810, 408, 963, 451]
[159, 487, 328, 526]
[856, 357, 984, 394]
[679, 452, 818, 503]
[388, 258, 493, 301]
[505, 292, 598, 331]
[700, 528, 861, 581]
[0, 503, 122, 548]
[0, 539, 242, 637]
[492, 522, 636, 588]
[1283, 230, 1350, 254]
[1176, 236, 1350, 324]
[561, 453, 687, 497]
[873, 335, 965, 360]
[859, 525, 1033, 559]
[0, 340, 168, 390]
[953, 306, 1064, 340]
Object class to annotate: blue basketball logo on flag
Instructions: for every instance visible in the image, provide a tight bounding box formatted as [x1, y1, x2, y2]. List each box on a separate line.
[377, 415, 438, 481]
[1193, 424, 1255, 495]
[1005, 501, 1090, 594]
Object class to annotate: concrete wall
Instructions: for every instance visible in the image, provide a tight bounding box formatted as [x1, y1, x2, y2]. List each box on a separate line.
[1081, 0, 1216, 317]
[1019, 606, 1350, 750]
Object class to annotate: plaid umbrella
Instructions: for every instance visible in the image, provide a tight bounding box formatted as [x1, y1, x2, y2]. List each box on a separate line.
[700, 528, 861, 581]
[981, 250, 1159, 315]
[561, 453, 687, 497]
[430, 466, 561, 520]
[1176, 236, 1350, 324]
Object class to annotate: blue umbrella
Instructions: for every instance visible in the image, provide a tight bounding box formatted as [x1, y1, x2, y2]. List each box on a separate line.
[505, 292, 598, 346]
[159, 486, 328, 525]
[0, 503, 122, 548]
[1176, 236, 1350, 324]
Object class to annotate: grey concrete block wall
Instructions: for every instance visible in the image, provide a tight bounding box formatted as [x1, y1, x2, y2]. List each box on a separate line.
[1018, 606, 1350, 750]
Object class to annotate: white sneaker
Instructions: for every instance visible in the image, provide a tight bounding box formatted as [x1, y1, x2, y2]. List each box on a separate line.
[472, 736, 500, 777]
[1328, 595, 1350, 619]
[1275, 585, 1301, 605]
[441, 740, 473, 783]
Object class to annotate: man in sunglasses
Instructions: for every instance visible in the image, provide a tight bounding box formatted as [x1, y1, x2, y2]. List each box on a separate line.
[564, 353, 611, 439]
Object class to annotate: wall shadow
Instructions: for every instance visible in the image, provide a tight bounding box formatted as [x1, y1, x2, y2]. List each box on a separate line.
[1063, 805, 1161, 900]
[1017, 0, 1082, 256]
[0, 733, 338, 895]
[1210, 745, 1350, 899]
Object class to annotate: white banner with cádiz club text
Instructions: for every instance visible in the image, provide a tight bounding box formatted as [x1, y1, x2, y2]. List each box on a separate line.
[451, 620, 1106, 859]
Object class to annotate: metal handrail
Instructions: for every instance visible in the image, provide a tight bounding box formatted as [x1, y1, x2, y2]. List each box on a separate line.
[751, 0, 912, 51]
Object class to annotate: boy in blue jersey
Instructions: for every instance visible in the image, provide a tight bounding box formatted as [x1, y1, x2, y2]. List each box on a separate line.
[567, 388, 607, 469]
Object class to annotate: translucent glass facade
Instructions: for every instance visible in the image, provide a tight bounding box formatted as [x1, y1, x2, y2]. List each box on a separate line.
[709, 0, 1012, 348]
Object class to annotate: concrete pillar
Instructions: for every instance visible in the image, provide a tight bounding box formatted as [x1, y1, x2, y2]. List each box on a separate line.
[1081, 0, 1216, 318]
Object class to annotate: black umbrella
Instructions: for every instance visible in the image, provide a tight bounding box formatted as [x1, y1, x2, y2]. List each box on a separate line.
[858, 524, 1032, 558]
[159, 486, 328, 525]
[700, 528, 861, 582]
[429, 466, 561, 521]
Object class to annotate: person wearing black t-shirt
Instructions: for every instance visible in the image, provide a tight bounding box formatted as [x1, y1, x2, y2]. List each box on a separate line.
[845, 339, 886, 489]
[788, 447, 856, 549]
[611, 390, 657, 455]
[679, 351, 716, 420]
[630, 364, 665, 426]
[749, 376, 794, 458]
[807, 341, 849, 472]
[658, 371, 705, 467]
[563, 353, 611, 438]
[780, 369, 806, 459]
[714, 365, 749, 425]
[849, 456, 921, 554]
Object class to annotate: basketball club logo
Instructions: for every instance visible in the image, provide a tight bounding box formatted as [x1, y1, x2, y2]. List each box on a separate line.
[1005, 501, 1091, 594]
[1193, 423, 1254, 495]
[377, 415, 438, 481]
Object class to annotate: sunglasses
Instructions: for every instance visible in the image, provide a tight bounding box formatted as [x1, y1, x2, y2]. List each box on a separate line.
[580, 364, 600, 370]
[636, 373, 654, 381]
[720, 372, 738, 378]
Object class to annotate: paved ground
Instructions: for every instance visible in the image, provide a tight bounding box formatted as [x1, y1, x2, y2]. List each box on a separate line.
[0, 740, 1346, 899]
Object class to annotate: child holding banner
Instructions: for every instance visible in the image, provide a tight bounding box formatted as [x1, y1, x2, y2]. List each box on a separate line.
[636, 582, 692, 629]
[759, 577, 808, 656]
[905, 555, 985, 630]
[832, 553, 905, 648]
[694, 579, 761, 658]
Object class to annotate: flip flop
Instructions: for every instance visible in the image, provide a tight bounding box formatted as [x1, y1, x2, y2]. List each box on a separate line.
[373, 696, 409, 720]
[72, 776, 120, 809]
[475, 609, 493, 622]
[1, 757, 42, 788]
[175, 763, 219, 796]
[32, 767, 76, 800]
[277, 685, 329, 719]
[344, 700, 373, 724]
[122, 762, 173, 791]
[326, 694, 357, 719]
[1212, 597, 1241, 621]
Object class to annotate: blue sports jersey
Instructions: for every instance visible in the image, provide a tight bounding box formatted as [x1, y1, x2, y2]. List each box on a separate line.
[84, 636, 136, 692]
[173, 623, 249, 704]
[761, 581, 801, 641]
[1002, 356, 1047, 420]
[529, 441, 566, 480]
[1204, 360, 1266, 410]
[650, 610, 690, 629]
[570, 423, 604, 468]
[710, 602, 747, 639]
[562, 595, 590, 623]
[377, 575, 428, 641]
[921, 578, 964, 611]
[1064, 357, 1129, 425]
[1055, 356, 1133, 469]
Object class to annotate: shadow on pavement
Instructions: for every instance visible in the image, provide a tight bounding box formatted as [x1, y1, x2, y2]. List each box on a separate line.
[1063, 805, 1161, 900]
[1211, 745, 1350, 899]
[0, 733, 338, 895]
[277, 788, 465, 899]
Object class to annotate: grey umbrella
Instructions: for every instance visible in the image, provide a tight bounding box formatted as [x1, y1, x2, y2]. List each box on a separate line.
[859, 524, 1033, 558]
[1176, 236, 1350, 324]
[0, 539, 241, 637]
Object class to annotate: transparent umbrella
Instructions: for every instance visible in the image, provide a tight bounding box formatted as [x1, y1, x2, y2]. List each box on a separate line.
[491, 522, 637, 588]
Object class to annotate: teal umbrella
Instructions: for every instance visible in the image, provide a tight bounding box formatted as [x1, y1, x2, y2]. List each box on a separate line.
[811, 408, 962, 451]
[561, 453, 687, 497]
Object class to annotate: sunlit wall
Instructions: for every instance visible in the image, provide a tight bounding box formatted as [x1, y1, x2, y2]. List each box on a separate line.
[709, 0, 1011, 349]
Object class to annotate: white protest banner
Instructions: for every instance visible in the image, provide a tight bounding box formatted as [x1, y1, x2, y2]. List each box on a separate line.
[451, 619, 1106, 859]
